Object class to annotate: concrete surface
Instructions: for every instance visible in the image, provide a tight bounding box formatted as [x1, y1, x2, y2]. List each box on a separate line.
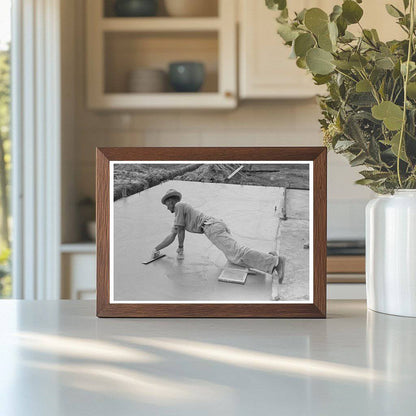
[278, 189, 310, 301]
[113, 180, 309, 302]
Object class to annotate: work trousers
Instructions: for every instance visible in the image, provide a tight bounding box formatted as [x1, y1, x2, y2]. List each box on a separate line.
[203, 221, 278, 274]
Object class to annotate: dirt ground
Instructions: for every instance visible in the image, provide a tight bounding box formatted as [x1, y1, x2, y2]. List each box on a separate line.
[176, 164, 310, 190]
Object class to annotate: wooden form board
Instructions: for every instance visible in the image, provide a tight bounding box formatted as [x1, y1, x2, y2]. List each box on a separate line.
[218, 268, 248, 284]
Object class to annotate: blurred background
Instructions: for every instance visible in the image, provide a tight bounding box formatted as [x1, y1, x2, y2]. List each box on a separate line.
[1, 0, 404, 300]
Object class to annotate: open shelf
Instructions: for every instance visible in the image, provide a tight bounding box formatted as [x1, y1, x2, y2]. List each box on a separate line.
[104, 31, 218, 94]
[86, 0, 236, 109]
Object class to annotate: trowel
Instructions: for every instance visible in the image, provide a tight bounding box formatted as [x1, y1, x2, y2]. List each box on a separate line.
[142, 254, 166, 265]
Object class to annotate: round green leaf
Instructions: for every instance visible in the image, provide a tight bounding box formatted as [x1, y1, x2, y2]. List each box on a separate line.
[371, 101, 403, 130]
[375, 57, 395, 70]
[356, 79, 372, 92]
[306, 48, 335, 75]
[294, 33, 315, 57]
[350, 53, 368, 69]
[304, 8, 329, 35]
[317, 22, 337, 52]
[336, 15, 348, 36]
[342, 0, 363, 24]
[277, 23, 299, 42]
[313, 74, 332, 85]
[401, 61, 416, 77]
[318, 32, 333, 52]
[407, 82, 416, 99]
[333, 59, 353, 70]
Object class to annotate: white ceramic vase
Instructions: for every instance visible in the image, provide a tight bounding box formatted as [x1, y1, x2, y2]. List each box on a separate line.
[366, 190, 416, 317]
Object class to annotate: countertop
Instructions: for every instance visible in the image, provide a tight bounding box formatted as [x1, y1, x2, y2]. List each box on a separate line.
[0, 300, 415, 415]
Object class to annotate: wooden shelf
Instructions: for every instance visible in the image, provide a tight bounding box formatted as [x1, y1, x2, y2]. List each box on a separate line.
[89, 92, 235, 110]
[101, 17, 221, 32]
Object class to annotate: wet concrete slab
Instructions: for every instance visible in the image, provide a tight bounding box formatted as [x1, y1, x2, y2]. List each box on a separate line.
[113, 180, 309, 302]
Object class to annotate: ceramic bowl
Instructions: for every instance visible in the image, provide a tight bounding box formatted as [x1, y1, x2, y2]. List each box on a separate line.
[114, 0, 158, 17]
[168, 62, 205, 92]
[127, 68, 167, 93]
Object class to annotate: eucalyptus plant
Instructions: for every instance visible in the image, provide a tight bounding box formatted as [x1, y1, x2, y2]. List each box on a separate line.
[266, 0, 416, 193]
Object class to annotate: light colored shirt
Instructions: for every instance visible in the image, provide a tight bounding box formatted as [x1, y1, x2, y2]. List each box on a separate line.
[173, 202, 215, 234]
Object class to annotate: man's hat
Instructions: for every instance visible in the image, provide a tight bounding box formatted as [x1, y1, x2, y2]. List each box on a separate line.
[161, 189, 182, 205]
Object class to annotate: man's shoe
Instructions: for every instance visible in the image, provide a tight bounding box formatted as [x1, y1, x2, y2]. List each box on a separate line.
[272, 256, 286, 284]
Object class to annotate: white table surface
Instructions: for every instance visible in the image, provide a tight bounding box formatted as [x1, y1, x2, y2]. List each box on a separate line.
[0, 300, 415, 416]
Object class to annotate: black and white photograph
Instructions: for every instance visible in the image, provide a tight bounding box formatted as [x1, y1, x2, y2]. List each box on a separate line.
[110, 162, 313, 303]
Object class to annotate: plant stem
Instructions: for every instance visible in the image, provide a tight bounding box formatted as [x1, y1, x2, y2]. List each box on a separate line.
[393, 86, 404, 104]
[390, 79, 398, 101]
[358, 69, 380, 104]
[334, 68, 357, 83]
[397, 0, 415, 188]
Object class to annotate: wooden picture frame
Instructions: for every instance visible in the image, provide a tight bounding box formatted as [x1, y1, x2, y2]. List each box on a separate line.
[96, 147, 327, 318]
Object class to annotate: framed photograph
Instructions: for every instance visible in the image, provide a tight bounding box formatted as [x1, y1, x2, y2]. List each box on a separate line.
[96, 147, 327, 318]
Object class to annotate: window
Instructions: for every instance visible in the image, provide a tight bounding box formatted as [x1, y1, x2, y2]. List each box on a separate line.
[0, 0, 11, 298]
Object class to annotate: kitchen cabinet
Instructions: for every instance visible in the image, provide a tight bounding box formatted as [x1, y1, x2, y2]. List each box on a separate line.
[86, 0, 237, 109]
[239, 0, 324, 99]
[86, 0, 407, 108]
[238, 0, 404, 99]
[61, 244, 96, 300]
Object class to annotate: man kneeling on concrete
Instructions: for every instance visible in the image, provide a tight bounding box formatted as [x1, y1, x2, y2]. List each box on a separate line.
[152, 189, 285, 300]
